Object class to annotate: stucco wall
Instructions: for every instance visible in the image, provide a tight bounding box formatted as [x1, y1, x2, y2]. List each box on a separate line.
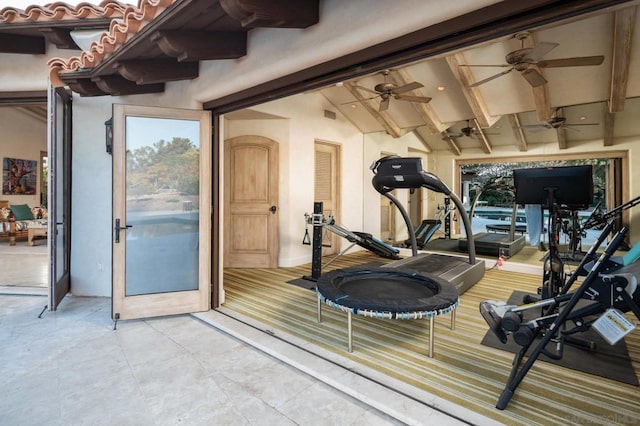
[170, 0, 500, 108]
[224, 91, 365, 267]
[2, 0, 638, 298]
[0, 108, 46, 208]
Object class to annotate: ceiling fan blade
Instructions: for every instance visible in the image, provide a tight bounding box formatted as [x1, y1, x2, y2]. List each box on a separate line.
[519, 124, 548, 128]
[442, 133, 462, 140]
[339, 95, 379, 105]
[564, 122, 600, 126]
[537, 56, 605, 68]
[523, 42, 559, 62]
[519, 124, 550, 132]
[379, 97, 390, 111]
[520, 68, 547, 87]
[459, 64, 511, 67]
[468, 67, 514, 88]
[395, 95, 432, 103]
[391, 81, 424, 94]
[351, 84, 380, 95]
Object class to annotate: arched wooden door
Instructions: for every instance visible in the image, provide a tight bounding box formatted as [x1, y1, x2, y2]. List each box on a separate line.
[224, 135, 279, 268]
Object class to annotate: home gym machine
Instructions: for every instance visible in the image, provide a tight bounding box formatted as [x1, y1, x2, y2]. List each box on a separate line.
[372, 156, 485, 295]
[514, 165, 594, 300]
[481, 224, 639, 409]
[479, 165, 640, 409]
[302, 201, 400, 282]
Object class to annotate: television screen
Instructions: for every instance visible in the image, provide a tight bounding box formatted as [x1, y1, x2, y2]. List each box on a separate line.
[513, 165, 593, 207]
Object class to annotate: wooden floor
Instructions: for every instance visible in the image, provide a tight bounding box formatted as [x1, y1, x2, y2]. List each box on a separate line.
[222, 251, 640, 425]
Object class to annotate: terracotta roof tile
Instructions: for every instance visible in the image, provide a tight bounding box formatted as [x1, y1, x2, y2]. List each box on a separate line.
[47, 0, 176, 87]
[1, 1, 128, 24]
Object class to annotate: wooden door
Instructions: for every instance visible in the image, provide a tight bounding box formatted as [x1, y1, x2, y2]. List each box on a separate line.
[380, 191, 397, 243]
[112, 104, 211, 321]
[409, 188, 422, 229]
[380, 152, 397, 243]
[314, 141, 340, 256]
[224, 136, 279, 268]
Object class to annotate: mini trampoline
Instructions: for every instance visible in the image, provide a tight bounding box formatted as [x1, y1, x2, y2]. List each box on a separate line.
[316, 268, 459, 357]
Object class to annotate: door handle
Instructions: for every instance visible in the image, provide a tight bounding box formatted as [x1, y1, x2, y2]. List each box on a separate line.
[114, 218, 132, 243]
[270, 205, 277, 214]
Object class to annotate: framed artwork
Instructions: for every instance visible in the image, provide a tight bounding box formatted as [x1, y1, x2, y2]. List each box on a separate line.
[2, 157, 37, 195]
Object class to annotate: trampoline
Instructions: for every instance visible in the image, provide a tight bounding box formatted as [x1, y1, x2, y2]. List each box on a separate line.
[316, 268, 459, 357]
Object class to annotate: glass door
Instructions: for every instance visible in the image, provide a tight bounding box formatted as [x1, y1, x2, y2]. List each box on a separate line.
[112, 105, 211, 320]
[48, 86, 71, 310]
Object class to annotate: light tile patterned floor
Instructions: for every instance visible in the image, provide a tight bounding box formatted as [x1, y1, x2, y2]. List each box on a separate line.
[0, 295, 407, 426]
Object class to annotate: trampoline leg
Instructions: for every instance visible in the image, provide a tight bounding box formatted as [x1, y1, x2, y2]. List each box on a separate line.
[348, 311, 353, 353]
[428, 316, 435, 358]
[317, 295, 322, 323]
[450, 308, 456, 330]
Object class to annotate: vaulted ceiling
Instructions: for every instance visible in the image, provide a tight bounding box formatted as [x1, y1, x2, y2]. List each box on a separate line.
[316, 5, 640, 155]
[2, 0, 639, 155]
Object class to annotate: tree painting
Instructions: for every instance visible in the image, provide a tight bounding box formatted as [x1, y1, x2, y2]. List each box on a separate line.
[2, 157, 37, 195]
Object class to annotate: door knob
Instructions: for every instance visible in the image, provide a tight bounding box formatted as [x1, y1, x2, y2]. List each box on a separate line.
[270, 205, 277, 213]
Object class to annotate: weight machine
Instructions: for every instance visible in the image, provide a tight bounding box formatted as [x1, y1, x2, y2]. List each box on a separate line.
[302, 201, 400, 281]
[479, 166, 640, 409]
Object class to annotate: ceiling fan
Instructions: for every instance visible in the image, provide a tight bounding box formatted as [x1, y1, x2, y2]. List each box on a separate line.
[461, 32, 605, 88]
[442, 119, 499, 140]
[519, 114, 600, 132]
[350, 70, 432, 111]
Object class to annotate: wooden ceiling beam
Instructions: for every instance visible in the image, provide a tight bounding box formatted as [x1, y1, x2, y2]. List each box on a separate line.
[220, 0, 319, 28]
[523, 34, 552, 122]
[65, 79, 108, 97]
[115, 60, 199, 84]
[555, 107, 567, 149]
[473, 118, 492, 154]
[151, 31, 247, 62]
[556, 128, 568, 149]
[344, 82, 404, 138]
[508, 114, 528, 151]
[609, 6, 636, 113]
[390, 68, 446, 134]
[604, 110, 615, 146]
[39, 27, 78, 50]
[92, 75, 165, 96]
[440, 133, 462, 156]
[0, 33, 45, 54]
[445, 53, 500, 129]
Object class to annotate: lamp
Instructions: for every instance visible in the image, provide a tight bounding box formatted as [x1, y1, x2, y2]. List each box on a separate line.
[105, 117, 113, 154]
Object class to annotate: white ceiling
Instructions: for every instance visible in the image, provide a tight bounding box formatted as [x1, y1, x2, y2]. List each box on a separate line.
[311, 4, 640, 154]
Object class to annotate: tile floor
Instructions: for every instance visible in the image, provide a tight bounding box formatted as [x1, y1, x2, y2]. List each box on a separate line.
[0, 244, 480, 425]
[1, 294, 410, 425]
[0, 293, 478, 426]
[0, 243, 47, 288]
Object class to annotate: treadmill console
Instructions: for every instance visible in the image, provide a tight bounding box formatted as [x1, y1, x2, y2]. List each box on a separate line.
[371, 156, 451, 195]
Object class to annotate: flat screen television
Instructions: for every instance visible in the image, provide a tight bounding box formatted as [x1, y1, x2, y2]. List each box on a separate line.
[513, 165, 593, 207]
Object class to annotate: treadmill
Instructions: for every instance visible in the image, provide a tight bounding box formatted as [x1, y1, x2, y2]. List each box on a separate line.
[458, 179, 526, 258]
[371, 156, 485, 295]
